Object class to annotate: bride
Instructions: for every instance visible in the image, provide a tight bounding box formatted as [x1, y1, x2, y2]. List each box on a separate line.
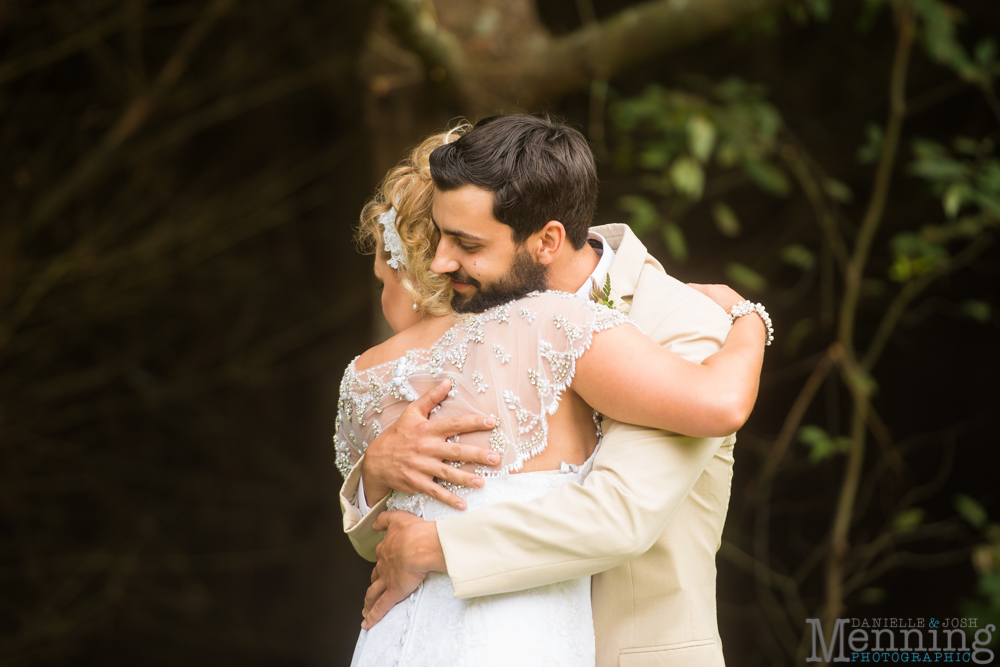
[335, 127, 768, 666]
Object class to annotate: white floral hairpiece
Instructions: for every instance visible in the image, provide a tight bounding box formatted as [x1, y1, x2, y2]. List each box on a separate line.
[379, 207, 405, 270]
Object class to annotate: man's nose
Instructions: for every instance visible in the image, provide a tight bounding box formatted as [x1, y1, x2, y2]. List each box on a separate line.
[430, 241, 459, 275]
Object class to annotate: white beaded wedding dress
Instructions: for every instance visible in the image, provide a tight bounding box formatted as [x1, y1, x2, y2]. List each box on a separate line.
[334, 290, 634, 667]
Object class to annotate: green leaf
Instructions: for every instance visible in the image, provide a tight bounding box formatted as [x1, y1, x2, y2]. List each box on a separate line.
[851, 371, 879, 396]
[687, 115, 717, 163]
[784, 317, 815, 358]
[716, 142, 740, 168]
[955, 494, 989, 529]
[910, 139, 969, 181]
[888, 232, 948, 282]
[714, 76, 749, 102]
[780, 244, 815, 270]
[662, 222, 688, 263]
[944, 183, 967, 218]
[856, 0, 886, 33]
[857, 123, 884, 164]
[953, 137, 980, 155]
[743, 159, 790, 196]
[975, 39, 997, 67]
[712, 203, 742, 237]
[806, 0, 831, 22]
[669, 157, 705, 199]
[893, 508, 925, 534]
[798, 424, 849, 462]
[823, 178, 853, 203]
[618, 195, 661, 236]
[725, 262, 767, 294]
[971, 545, 997, 576]
[962, 299, 992, 322]
[639, 146, 672, 170]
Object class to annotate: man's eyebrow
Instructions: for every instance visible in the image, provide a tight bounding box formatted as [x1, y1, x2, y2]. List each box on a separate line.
[432, 214, 486, 242]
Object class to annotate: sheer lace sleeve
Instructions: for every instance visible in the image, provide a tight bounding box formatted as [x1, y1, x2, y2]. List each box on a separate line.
[333, 361, 365, 479]
[333, 357, 410, 479]
[462, 291, 637, 474]
[331, 291, 636, 494]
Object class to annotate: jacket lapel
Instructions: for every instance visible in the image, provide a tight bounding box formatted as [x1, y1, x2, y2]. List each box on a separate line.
[591, 223, 658, 304]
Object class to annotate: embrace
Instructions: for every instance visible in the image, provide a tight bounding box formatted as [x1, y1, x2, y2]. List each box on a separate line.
[334, 114, 773, 666]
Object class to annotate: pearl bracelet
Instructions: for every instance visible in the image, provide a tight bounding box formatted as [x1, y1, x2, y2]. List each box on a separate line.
[729, 300, 774, 347]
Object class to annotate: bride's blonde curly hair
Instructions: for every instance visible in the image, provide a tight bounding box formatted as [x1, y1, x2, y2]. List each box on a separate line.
[357, 124, 470, 317]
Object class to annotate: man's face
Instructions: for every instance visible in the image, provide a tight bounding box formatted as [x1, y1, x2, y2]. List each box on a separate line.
[430, 185, 547, 313]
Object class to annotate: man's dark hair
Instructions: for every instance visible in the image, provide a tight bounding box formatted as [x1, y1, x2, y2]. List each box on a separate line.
[429, 114, 597, 250]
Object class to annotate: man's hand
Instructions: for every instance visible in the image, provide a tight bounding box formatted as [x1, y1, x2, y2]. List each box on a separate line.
[362, 379, 499, 511]
[361, 511, 446, 629]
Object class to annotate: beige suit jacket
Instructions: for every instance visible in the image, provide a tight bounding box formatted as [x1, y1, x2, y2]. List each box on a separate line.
[340, 224, 735, 667]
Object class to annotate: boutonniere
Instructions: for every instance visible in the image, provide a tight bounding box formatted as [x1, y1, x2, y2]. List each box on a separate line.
[590, 275, 630, 314]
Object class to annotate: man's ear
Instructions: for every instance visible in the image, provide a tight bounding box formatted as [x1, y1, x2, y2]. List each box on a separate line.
[532, 221, 566, 266]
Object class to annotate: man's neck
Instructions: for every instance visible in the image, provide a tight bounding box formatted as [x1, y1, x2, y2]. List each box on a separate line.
[546, 242, 600, 294]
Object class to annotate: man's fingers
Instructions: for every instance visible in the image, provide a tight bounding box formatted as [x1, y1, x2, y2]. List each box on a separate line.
[419, 478, 467, 511]
[363, 578, 386, 619]
[447, 443, 502, 468]
[373, 510, 400, 533]
[431, 414, 496, 437]
[410, 380, 452, 417]
[430, 461, 485, 493]
[362, 589, 402, 630]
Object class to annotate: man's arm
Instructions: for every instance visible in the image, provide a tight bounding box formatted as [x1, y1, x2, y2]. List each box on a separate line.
[439, 288, 733, 595]
[362, 288, 736, 623]
[340, 453, 392, 561]
[339, 380, 499, 561]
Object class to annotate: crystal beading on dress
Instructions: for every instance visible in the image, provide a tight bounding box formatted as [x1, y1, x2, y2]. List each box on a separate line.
[333, 290, 635, 488]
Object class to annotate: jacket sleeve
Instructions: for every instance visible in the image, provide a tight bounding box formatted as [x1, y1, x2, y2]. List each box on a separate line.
[340, 454, 390, 562]
[437, 285, 734, 598]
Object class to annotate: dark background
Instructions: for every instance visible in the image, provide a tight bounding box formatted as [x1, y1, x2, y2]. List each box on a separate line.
[1, 1, 998, 665]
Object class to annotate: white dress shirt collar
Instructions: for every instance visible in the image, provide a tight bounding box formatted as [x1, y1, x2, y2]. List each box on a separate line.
[573, 231, 616, 300]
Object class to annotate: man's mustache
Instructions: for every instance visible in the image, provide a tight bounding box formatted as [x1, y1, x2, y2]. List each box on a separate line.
[447, 271, 480, 288]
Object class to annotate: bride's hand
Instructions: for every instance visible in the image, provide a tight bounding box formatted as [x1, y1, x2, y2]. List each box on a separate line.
[687, 283, 745, 314]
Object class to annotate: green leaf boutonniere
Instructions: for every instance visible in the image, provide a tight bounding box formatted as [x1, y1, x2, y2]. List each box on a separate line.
[590, 275, 630, 313]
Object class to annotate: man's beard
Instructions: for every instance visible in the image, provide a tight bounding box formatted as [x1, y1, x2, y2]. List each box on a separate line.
[450, 247, 548, 314]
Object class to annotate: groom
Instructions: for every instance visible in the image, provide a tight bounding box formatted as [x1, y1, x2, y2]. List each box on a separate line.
[340, 114, 750, 666]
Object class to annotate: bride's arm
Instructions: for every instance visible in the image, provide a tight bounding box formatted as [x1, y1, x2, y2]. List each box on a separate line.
[574, 289, 766, 437]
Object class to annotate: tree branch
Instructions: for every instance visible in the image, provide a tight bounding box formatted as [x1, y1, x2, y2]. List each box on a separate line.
[0, 11, 125, 86]
[838, 9, 915, 356]
[29, 0, 238, 229]
[861, 234, 994, 371]
[380, 0, 463, 80]
[522, 0, 796, 105]
[780, 142, 850, 275]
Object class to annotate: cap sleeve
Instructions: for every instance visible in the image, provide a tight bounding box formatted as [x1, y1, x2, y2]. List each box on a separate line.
[467, 291, 637, 472]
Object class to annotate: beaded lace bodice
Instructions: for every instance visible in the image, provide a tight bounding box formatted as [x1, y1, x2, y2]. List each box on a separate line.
[333, 291, 634, 505]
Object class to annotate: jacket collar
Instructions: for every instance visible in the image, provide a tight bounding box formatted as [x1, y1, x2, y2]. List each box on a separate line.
[589, 223, 659, 303]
